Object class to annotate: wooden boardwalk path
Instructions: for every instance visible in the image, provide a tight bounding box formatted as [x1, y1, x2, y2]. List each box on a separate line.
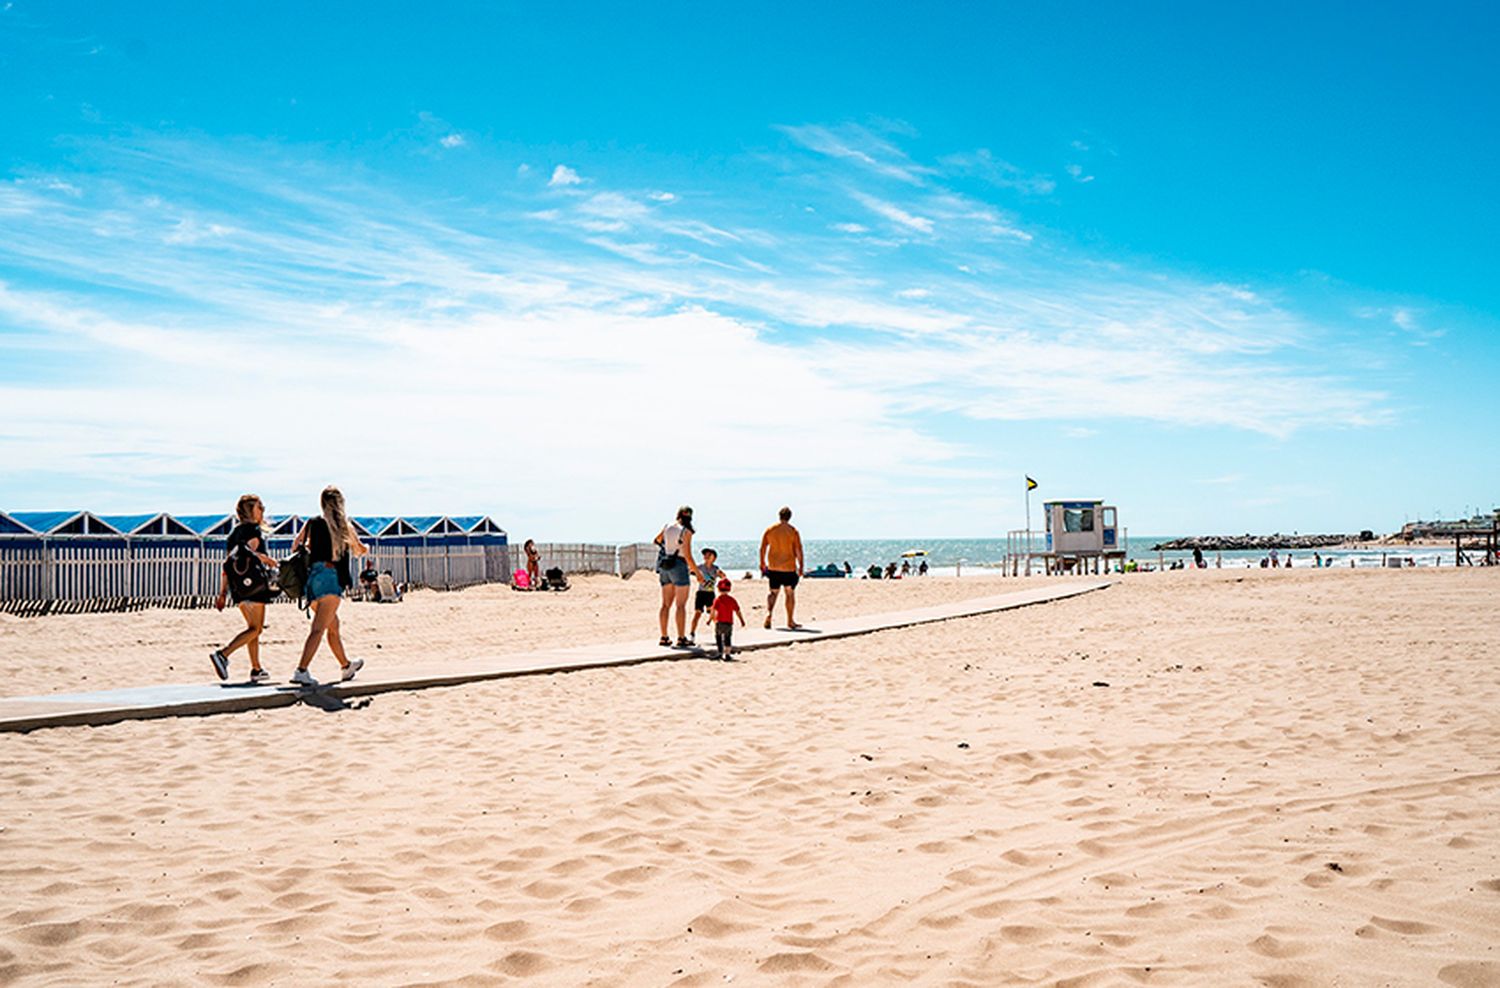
[0, 580, 1111, 733]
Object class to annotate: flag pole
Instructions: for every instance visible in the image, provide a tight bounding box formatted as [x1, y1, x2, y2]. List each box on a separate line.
[1024, 476, 1032, 577]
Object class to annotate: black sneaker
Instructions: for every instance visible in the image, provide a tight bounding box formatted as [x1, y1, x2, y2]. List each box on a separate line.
[209, 650, 229, 681]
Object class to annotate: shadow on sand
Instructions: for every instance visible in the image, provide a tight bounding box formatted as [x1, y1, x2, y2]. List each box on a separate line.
[295, 688, 373, 713]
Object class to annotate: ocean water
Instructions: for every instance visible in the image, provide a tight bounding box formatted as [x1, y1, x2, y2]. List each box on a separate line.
[694, 536, 1452, 576]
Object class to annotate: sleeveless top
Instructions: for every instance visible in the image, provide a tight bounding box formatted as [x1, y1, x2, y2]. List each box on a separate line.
[307, 516, 347, 564]
[660, 522, 685, 558]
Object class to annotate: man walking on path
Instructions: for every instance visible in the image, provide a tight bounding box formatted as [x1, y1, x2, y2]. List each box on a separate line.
[759, 506, 805, 629]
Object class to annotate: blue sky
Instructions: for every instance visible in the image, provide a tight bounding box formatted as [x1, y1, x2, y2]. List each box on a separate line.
[2, 1, 1497, 539]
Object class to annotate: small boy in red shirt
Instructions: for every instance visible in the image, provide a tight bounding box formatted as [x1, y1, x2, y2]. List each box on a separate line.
[710, 577, 745, 659]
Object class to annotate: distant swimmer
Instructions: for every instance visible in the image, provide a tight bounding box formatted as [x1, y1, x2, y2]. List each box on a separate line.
[759, 506, 805, 629]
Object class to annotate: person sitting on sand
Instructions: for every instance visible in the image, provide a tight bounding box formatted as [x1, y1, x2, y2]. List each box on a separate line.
[918, 559, 929, 576]
[655, 506, 703, 648]
[711, 578, 745, 659]
[688, 547, 722, 644]
[210, 493, 278, 683]
[759, 506, 804, 629]
[289, 485, 368, 686]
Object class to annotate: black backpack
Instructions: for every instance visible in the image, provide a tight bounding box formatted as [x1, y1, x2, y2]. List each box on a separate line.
[225, 545, 273, 602]
[276, 548, 310, 602]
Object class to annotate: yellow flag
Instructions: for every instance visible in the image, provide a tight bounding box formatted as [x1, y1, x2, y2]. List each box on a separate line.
[1026, 476, 1038, 491]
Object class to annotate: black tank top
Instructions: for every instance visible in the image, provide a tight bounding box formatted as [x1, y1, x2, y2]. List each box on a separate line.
[307, 517, 345, 564]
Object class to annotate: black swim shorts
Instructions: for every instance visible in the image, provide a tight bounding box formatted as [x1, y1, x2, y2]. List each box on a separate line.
[766, 569, 800, 590]
[694, 589, 716, 611]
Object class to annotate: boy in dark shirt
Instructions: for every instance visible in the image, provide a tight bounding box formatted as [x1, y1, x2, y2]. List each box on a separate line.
[710, 578, 745, 660]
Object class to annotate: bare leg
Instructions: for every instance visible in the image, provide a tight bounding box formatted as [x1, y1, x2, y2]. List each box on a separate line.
[222, 602, 265, 660]
[765, 588, 779, 628]
[299, 596, 340, 670]
[690, 604, 702, 637]
[325, 610, 350, 669]
[240, 602, 265, 671]
[785, 586, 800, 628]
[673, 585, 690, 639]
[658, 583, 675, 638]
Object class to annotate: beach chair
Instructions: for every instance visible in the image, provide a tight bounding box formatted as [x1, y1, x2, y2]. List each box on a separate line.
[376, 572, 401, 602]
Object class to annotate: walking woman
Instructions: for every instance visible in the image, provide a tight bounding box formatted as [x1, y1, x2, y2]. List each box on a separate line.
[210, 493, 278, 683]
[655, 505, 703, 647]
[289, 486, 367, 686]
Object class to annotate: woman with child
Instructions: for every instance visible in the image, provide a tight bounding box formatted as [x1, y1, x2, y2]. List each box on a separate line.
[654, 505, 703, 648]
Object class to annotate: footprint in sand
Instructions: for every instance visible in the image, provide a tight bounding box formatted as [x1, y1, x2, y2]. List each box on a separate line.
[1438, 961, 1500, 988]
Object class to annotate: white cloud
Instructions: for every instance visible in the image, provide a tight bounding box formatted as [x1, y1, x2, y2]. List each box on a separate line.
[851, 191, 934, 234]
[549, 164, 582, 187]
[831, 222, 868, 234]
[439, 133, 466, 148]
[1066, 163, 1095, 183]
[0, 131, 1398, 533]
[650, 191, 676, 202]
[778, 123, 932, 185]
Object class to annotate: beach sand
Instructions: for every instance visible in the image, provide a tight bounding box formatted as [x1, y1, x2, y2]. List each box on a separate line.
[1, 568, 1497, 985]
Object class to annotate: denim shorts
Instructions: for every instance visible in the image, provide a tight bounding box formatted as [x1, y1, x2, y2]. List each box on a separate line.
[658, 557, 691, 587]
[307, 561, 343, 601]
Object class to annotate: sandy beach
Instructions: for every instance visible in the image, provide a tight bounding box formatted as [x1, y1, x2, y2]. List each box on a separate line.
[2, 568, 1498, 986]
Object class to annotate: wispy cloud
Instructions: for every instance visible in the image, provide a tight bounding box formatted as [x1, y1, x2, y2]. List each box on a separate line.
[850, 190, 934, 235]
[941, 149, 1055, 195]
[0, 127, 1399, 531]
[439, 133, 466, 149]
[778, 122, 932, 185]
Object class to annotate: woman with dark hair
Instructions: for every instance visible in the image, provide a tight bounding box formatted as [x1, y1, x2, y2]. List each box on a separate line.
[289, 485, 368, 686]
[654, 505, 702, 648]
[209, 493, 277, 683]
[524, 539, 541, 588]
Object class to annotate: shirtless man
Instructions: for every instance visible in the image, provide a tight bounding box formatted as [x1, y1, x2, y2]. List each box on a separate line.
[759, 506, 805, 629]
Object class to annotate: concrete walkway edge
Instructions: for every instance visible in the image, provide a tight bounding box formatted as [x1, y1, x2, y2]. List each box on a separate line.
[0, 580, 1112, 734]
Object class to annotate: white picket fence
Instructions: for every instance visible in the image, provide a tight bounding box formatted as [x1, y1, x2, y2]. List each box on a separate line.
[0, 538, 663, 614]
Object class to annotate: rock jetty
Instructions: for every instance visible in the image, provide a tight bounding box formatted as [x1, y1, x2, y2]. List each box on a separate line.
[1151, 533, 1374, 552]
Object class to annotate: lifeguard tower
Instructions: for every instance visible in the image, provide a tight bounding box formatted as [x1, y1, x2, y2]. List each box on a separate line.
[1006, 499, 1125, 575]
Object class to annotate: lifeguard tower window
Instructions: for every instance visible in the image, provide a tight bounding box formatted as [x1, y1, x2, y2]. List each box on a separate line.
[1064, 508, 1094, 533]
[1102, 507, 1116, 528]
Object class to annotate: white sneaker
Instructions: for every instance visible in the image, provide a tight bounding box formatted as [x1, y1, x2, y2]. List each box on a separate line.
[340, 658, 364, 682]
[290, 667, 317, 687]
[209, 650, 229, 681]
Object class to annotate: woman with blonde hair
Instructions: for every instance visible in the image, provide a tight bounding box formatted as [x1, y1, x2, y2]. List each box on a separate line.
[289, 485, 368, 686]
[210, 493, 277, 683]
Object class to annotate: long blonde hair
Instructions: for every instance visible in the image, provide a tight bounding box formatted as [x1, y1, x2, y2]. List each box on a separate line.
[320, 485, 353, 556]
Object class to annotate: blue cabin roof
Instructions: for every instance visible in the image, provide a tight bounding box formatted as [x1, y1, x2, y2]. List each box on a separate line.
[354, 516, 397, 537]
[402, 515, 443, 534]
[177, 513, 235, 536]
[99, 513, 157, 534]
[98, 513, 196, 537]
[9, 511, 122, 535]
[0, 510, 36, 535]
